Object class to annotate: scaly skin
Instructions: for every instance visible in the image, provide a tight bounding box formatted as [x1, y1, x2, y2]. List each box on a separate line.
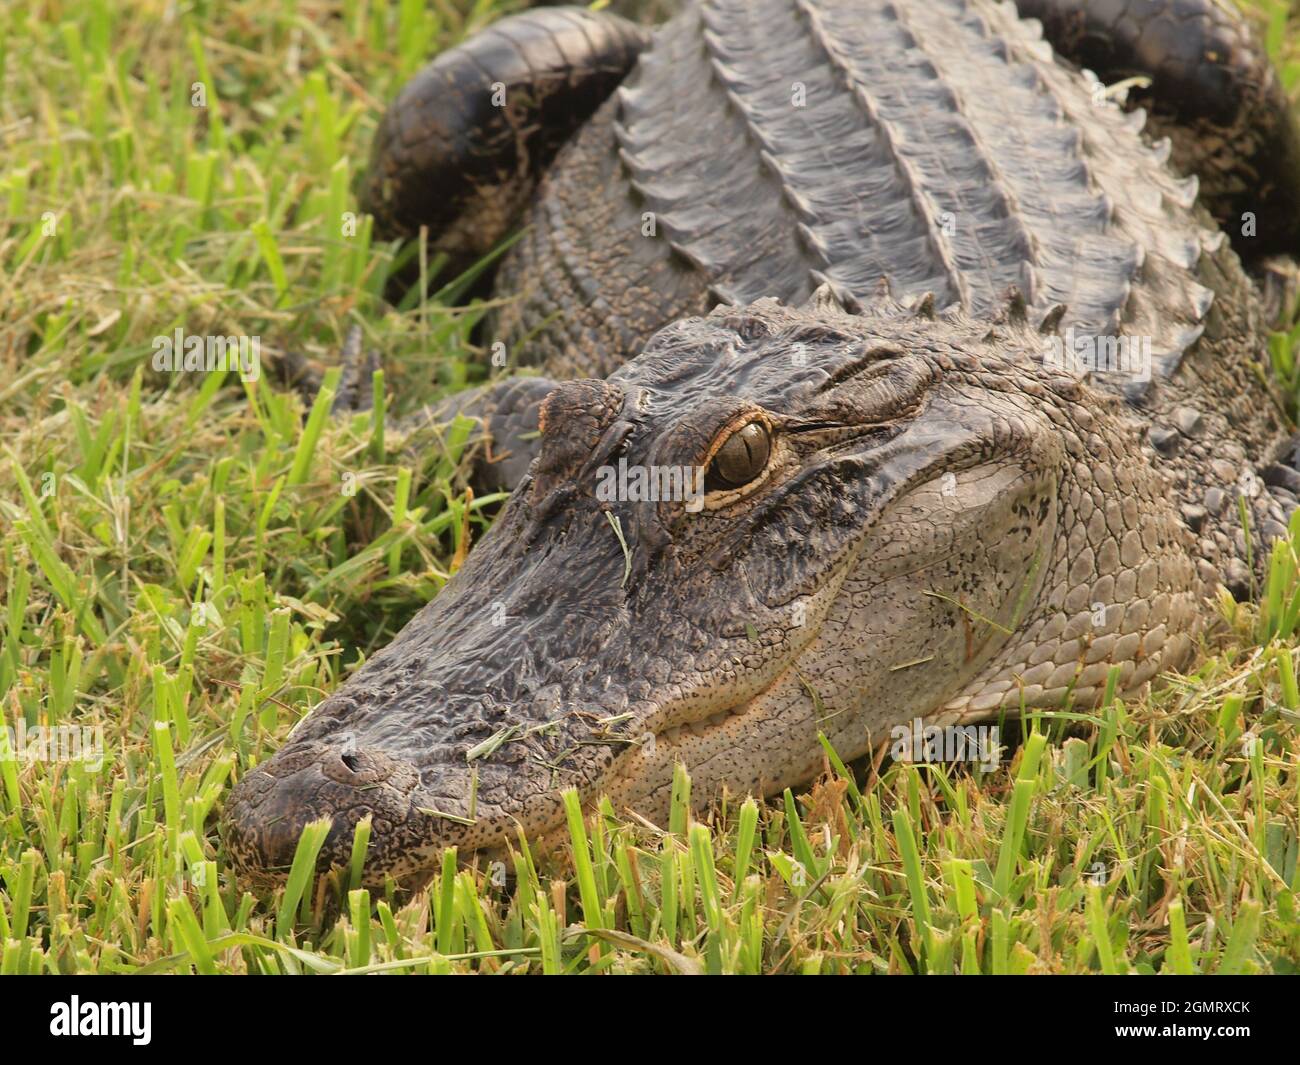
[224, 0, 1300, 887]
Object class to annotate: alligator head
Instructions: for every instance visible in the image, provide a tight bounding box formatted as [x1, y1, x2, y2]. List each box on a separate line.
[224, 289, 1200, 887]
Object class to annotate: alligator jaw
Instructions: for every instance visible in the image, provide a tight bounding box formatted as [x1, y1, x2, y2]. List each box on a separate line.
[646, 675, 777, 748]
[223, 560, 841, 891]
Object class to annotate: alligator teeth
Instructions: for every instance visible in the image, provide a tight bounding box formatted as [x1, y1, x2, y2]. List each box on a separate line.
[660, 711, 738, 745]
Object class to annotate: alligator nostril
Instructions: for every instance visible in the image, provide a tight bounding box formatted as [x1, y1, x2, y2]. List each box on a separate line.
[340, 751, 361, 773]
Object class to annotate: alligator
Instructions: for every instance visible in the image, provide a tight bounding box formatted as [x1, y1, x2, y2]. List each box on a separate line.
[224, 0, 1300, 888]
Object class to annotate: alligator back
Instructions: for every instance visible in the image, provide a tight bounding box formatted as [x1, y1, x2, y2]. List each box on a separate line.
[493, 0, 1233, 387]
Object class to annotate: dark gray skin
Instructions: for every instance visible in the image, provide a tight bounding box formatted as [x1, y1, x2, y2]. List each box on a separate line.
[224, 0, 1300, 887]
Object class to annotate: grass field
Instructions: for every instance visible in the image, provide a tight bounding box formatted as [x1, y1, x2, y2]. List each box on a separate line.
[2, 0, 1300, 974]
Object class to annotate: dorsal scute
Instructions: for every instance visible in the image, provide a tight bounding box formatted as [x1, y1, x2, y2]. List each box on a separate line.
[615, 0, 1224, 397]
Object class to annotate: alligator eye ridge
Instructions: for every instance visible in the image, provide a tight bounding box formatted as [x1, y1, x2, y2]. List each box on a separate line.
[705, 421, 771, 492]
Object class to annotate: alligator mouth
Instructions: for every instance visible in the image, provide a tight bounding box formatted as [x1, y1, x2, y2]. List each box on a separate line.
[642, 662, 796, 750]
[395, 667, 805, 870]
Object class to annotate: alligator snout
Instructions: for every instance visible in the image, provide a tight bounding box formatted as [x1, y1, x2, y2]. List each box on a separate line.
[224, 740, 430, 886]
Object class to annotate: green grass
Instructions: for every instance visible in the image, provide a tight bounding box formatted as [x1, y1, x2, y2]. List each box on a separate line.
[1, 0, 1299, 974]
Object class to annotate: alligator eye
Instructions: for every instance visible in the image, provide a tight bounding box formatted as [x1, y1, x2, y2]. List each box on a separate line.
[705, 421, 771, 491]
